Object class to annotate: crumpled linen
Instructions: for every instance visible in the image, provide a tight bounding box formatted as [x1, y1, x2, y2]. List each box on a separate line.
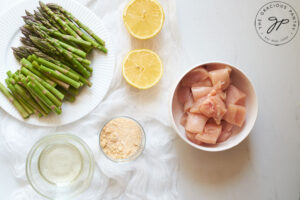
[0, 0, 184, 199]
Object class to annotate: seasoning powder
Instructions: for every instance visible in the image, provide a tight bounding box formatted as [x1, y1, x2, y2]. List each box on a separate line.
[100, 117, 142, 160]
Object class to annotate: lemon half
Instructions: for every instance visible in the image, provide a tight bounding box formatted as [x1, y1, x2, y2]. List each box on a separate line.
[123, 0, 165, 39]
[122, 49, 163, 89]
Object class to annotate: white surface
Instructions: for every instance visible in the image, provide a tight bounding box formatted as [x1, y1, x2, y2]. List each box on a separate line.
[170, 63, 258, 152]
[0, 0, 299, 200]
[0, 0, 115, 126]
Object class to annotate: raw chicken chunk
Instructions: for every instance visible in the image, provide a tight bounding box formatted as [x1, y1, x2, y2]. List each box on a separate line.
[181, 67, 208, 87]
[189, 97, 207, 113]
[186, 131, 202, 145]
[197, 95, 227, 124]
[183, 96, 194, 112]
[208, 82, 226, 100]
[195, 122, 222, 144]
[191, 78, 212, 87]
[180, 113, 187, 126]
[192, 86, 212, 100]
[217, 121, 234, 143]
[177, 85, 191, 105]
[223, 104, 246, 127]
[185, 113, 208, 134]
[226, 85, 246, 106]
[208, 69, 230, 89]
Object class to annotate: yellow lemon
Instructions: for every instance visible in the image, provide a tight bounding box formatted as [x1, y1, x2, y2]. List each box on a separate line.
[123, 0, 165, 39]
[122, 49, 163, 89]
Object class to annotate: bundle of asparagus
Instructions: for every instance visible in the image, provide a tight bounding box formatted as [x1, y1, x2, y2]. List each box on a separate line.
[0, 1, 107, 119]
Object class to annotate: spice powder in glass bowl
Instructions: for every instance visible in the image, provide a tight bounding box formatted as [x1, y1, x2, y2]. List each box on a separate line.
[100, 117, 144, 161]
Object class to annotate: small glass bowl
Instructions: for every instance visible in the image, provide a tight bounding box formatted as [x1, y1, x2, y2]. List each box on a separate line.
[26, 133, 94, 199]
[99, 116, 146, 162]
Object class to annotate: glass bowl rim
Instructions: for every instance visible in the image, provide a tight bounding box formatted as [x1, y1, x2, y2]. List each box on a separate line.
[26, 133, 95, 199]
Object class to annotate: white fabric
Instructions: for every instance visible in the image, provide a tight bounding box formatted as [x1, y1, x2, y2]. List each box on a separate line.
[0, 0, 183, 199]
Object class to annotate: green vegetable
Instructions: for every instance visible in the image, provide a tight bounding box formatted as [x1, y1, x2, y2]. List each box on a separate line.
[0, 82, 29, 119]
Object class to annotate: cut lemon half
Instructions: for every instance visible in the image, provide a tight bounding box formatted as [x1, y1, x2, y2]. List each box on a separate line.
[122, 49, 163, 89]
[123, 0, 165, 39]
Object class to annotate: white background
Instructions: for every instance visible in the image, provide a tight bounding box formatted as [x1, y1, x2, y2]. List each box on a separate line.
[0, 0, 300, 199]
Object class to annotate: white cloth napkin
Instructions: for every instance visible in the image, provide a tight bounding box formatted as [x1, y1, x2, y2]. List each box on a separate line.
[0, 0, 184, 199]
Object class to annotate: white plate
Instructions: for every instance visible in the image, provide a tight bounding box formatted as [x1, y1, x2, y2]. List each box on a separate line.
[0, 0, 115, 126]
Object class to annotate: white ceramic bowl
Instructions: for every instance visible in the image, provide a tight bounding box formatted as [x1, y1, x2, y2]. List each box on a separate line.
[169, 62, 258, 152]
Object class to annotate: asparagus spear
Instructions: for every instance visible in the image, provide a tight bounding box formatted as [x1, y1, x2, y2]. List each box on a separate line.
[30, 51, 91, 86]
[56, 39, 86, 58]
[27, 81, 61, 115]
[21, 58, 56, 87]
[67, 87, 79, 96]
[32, 59, 74, 86]
[29, 24, 86, 58]
[6, 80, 33, 115]
[20, 67, 64, 100]
[48, 75, 70, 90]
[46, 38, 90, 78]
[5, 78, 32, 112]
[35, 8, 85, 51]
[40, 2, 80, 40]
[47, 3, 106, 46]
[29, 32, 90, 70]
[20, 37, 35, 47]
[37, 24, 92, 48]
[72, 53, 91, 66]
[12, 47, 30, 61]
[20, 26, 37, 38]
[18, 48, 91, 86]
[19, 76, 51, 114]
[11, 77, 47, 116]
[32, 55, 79, 81]
[53, 11, 106, 53]
[56, 86, 76, 102]
[36, 64, 81, 88]
[21, 45, 67, 66]
[24, 56, 70, 89]
[27, 75, 62, 107]
[37, 6, 66, 34]
[29, 35, 58, 56]
[25, 10, 34, 17]
[34, 10, 56, 30]
[0, 82, 29, 118]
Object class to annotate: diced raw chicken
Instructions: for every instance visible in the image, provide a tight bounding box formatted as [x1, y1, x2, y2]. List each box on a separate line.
[181, 67, 209, 87]
[178, 64, 247, 145]
[183, 96, 194, 112]
[191, 86, 212, 101]
[208, 82, 226, 100]
[206, 64, 232, 74]
[198, 95, 227, 124]
[186, 131, 202, 145]
[180, 113, 187, 126]
[185, 113, 208, 134]
[208, 69, 230, 89]
[191, 78, 212, 87]
[195, 122, 222, 144]
[189, 97, 207, 113]
[226, 85, 246, 106]
[217, 121, 234, 143]
[177, 85, 191, 105]
[223, 104, 246, 127]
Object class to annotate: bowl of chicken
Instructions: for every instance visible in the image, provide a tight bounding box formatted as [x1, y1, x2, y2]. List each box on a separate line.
[170, 62, 258, 152]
